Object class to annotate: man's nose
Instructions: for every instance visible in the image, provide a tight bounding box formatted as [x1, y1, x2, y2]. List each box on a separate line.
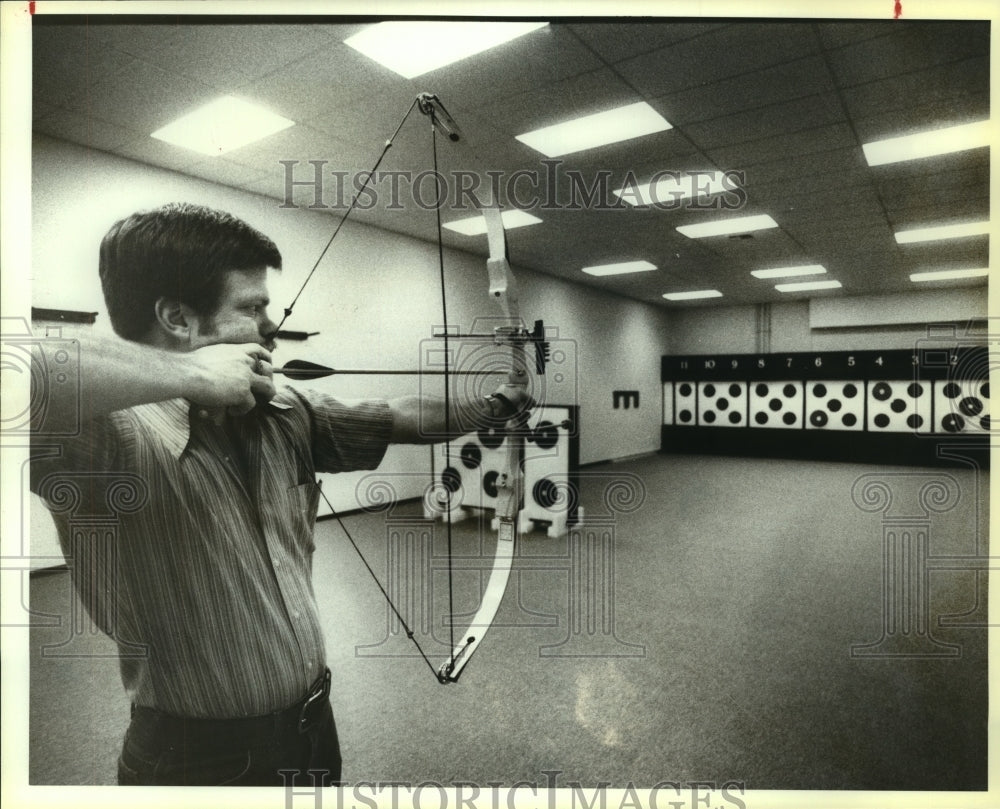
[260, 331, 279, 352]
[261, 313, 279, 339]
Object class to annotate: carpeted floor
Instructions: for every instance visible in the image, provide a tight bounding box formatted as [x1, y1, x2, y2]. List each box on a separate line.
[28, 454, 989, 789]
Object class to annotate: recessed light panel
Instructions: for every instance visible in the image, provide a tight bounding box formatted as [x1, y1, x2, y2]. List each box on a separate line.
[662, 290, 723, 301]
[909, 268, 990, 282]
[515, 102, 672, 158]
[581, 260, 657, 277]
[751, 264, 826, 279]
[862, 120, 991, 166]
[613, 171, 729, 207]
[442, 210, 542, 236]
[344, 22, 548, 79]
[676, 214, 778, 239]
[895, 221, 991, 244]
[150, 96, 294, 156]
[775, 280, 842, 293]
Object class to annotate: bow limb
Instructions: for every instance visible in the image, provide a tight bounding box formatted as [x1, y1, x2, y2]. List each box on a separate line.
[437, 204, 525, 683]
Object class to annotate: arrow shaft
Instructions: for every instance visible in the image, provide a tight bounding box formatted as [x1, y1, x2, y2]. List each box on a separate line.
[274, 366, 484, 378]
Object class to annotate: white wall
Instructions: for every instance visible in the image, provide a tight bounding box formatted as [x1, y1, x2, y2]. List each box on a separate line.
[670, 294, 988, 356]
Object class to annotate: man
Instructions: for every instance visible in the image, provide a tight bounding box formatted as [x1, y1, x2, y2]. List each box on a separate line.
[30, 202, 527, 786]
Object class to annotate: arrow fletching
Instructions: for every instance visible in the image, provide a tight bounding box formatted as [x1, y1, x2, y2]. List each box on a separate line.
[277, 359, 337, 380]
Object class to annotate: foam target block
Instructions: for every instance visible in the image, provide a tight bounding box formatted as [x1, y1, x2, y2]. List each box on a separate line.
[933, 379, 991, 434]
[521, 406, 575, 538]
[674, 382, 697, 426]
[748, 381, 804, 429]
[866, 380, 932, 433]
[697, 381, 748, 428]
[438, 430, 508, 513]
[804, 380, 864, 431]
[662, 382, 674, 425]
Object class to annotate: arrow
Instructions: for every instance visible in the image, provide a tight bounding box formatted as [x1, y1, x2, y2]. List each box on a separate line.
[275, 359, 487, 380]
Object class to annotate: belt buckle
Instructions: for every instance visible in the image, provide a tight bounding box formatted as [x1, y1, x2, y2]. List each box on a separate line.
[297, 668, 331, 734]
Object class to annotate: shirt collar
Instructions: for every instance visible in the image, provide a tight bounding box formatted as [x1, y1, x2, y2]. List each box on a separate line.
[130, 399, 225, 461]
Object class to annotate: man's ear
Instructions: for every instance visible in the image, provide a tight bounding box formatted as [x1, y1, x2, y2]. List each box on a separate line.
[153, 297, 195, 345]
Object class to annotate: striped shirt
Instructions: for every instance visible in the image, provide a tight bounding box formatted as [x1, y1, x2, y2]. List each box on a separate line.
[31, 387, 392, 718]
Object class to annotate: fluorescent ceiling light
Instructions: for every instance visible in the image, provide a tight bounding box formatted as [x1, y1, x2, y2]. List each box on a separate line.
[910, 268, 990, 282]
[676, 214, 779, 239]
[662, 290, 723, 301]
[775, 280, 842, 293]
[151, 96, 294, 156]
[344, 22, 548, 78]
[442, 210, 542, 236]
[894, 221, 991, 244]
[751, 264, 827, 279]
[582, 260, 657, 277]
[613, 171, 730, 207]
[862, 120, 991, 166]
[516, 102, 672, 158]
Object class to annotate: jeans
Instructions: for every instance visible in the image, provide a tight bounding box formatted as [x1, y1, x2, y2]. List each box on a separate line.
[116, 699, 342, 786]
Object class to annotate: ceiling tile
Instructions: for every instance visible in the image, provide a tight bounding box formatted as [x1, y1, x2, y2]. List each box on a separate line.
[658, 54, 837, 126]
[65, 19, 188, 57]
[839, 56, 988, 124]
[32, 107, 142, 152]
[825, 20, 989, 88]
[568, 21, 730, 64]
[121, 24, 337, 91]
[33, 25, 137, 108]
[739, 146, 871, 187]
[706, 122, 858, 168]
[681, 93, 848, 151]
[59, 59, 222, 134]
[814, 21, 902, 50]
[894, 239, 990, 271]
[468, 67, 639, 137]
[874, 161, 989, 206]
[887, 197, 990, 228]
[616, 23, 822, 97]
[852, 95, 990, 145]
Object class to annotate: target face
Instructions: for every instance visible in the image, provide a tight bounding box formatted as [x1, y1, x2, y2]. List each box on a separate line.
[521, 405, 576, 530]
[697, 381, 748, 428]
[674, 381, 697, 426]
[865, 380, 932, 433]
[805, 380, 864, 431]
[748, 381, 804, 429]
[933, 378, 991, 434]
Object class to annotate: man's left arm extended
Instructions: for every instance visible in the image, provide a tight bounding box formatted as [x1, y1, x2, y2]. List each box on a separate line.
[388, 385, 529, 444]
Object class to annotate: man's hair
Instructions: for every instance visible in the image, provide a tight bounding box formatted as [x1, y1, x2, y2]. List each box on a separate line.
[99, 202, 283, 341]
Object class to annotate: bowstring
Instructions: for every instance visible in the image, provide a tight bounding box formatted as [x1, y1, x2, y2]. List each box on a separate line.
[266, 407, 441, 680]
[267, 97, 420, 341]
[266, 96, 449, 681]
